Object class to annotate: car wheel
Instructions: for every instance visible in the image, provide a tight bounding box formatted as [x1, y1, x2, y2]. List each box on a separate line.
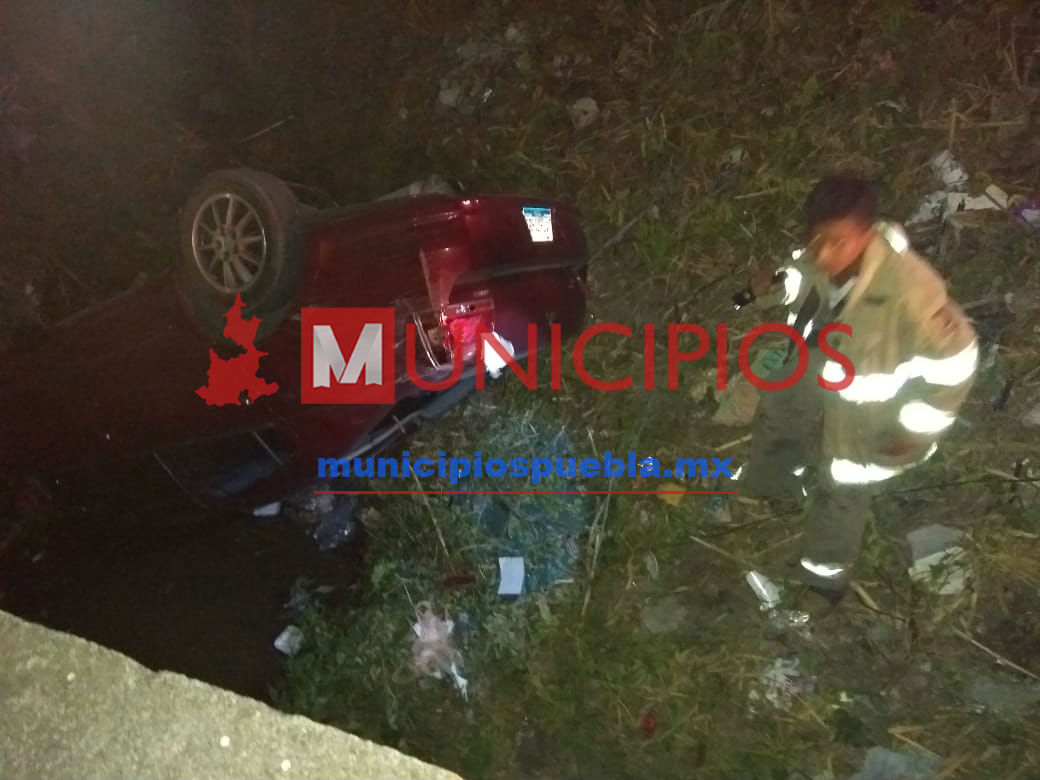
[176, 168, 302, 343]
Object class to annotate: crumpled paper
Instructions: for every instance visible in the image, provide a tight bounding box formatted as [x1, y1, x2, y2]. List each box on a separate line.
[907, 150, 1009, 225]
[411, 602, 468, 699]
[748, 657, 817, 712]
[1011, 195, 1040, 233]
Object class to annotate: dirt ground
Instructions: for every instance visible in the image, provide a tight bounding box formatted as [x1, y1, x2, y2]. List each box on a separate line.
[2, 1, 1040, 778]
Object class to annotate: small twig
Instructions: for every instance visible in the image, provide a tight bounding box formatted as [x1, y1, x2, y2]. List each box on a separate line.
[755, 531, 803, 559]
[910, 119, 1027, 130]
[581, 479, 615, 618]
[936, 752, 971, 780]
[953, 627, 1040, 681]
[849, 581, 883, 613]
[689, 533, 756, 570]
[715, 434, 752, 452]
[411, 471, 451, 562]
[791, 691, 829, 731]
[587, 426, 599, 460]
[666, 273, 729, 321]
[883, 474, 1040, 495]
[590, 204, 658, 262]
[984, 467, 1017, 480]
[236, 114, 295, 145]
[888, 729, 942, 759]
[947, 98, 959, 151]
[733, 187, 780, 200]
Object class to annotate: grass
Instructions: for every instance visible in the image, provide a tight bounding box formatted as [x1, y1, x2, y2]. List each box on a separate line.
[5, 0, 1040, 777]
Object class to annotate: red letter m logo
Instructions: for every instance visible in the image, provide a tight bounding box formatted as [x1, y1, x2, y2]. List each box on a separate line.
[301, 307, 395, 404]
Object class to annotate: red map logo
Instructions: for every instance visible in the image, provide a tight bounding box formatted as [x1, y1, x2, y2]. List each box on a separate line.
[196, 295, 279, 406]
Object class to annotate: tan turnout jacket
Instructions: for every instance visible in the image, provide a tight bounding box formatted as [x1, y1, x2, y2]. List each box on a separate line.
[764, 221, 979, 485]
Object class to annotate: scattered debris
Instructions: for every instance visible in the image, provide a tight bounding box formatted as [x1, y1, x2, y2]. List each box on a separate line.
[1023, 402, 1040, 427]
[966, 673, 1040, 718]
[252, 501, 281, 518]
[931, 149, 968, 188]
[454, 420, 589, 593]
[640, 596, 689, 634]
[312, 497, 359, 551]
[497, 556, 525, 596]
[552, 52, 593, 80]
[438, 84, 463, 108]
[745, 570, 811, 629]
[287, 488, 334, 517]
[746, 570, 782, 611]
[376, 173, 460, 200]
[411, 602, 468, 699]
[906, 524, 970, 595]
[643, 552, 660, 581]
[908, 185, 1009, 225]
[719, 146, 747, 170]
[655, 481, 686, 506]
[703, 495, 733, 525]
[748, 657, 816, 712]
[432, 20, 537, 114]
[273, 625, 304, 657]
[907, 150, 1009, 225]
[1004, 288, 1040, 315]
[284, 578, 335, 617]
[568, 97, 600, 129]
[503, 23, 527, 45]
[850, 746, 940, 780]
[1011, 195, 1040, 233]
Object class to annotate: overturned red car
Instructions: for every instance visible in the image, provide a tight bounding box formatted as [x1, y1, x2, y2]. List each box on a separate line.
[0, 169, 589, 515]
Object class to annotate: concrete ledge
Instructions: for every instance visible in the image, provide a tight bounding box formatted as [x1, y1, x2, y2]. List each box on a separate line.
[0, 610, 461, 780]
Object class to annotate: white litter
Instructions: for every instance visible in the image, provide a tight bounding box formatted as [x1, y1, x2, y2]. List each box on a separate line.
[748, 657, 816, 712]
[907, 150, 1009, 225]
[411, 602, 468, 699]
[498, 556, 525, 596]
[931, 149, 968, 188]
[746, 570, 782, 611]
[273, 625, 304, 656]
[906, 524, 970, 595]
[568, 97, 600, 129]
[483, 332, 515, 378]
[438, 85, 462, 108]
[644, 552, 660, 581]
[253, 502, 281, 518]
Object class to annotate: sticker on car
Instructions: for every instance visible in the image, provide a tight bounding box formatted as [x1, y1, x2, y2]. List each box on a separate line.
[522, 206, 553, 243]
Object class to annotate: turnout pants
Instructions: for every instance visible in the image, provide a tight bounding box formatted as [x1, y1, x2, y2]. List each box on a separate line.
[738, 348, 875, 591]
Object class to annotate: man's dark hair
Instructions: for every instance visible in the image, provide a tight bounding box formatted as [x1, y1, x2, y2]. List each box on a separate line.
[804, 172, 880, 230]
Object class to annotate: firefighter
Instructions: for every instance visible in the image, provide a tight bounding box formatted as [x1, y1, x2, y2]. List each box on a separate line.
[737, 172, 979, 606]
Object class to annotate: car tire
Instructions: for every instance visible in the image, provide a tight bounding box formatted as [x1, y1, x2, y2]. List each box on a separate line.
[176, 168, 303, 343]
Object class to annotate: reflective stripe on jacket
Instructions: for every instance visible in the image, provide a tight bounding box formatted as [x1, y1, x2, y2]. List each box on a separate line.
[763, 222, 978, 484]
